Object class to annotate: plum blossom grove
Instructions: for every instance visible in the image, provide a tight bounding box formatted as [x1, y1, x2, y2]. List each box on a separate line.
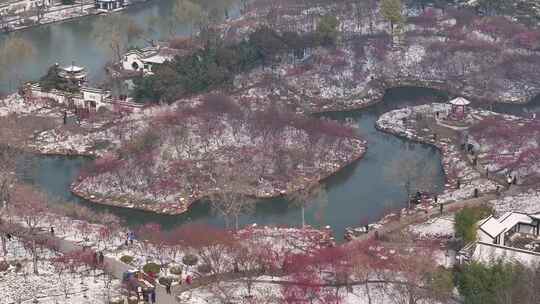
[230, 0, 540, 114]
[468, 116, 540, 185]
[0, 184, 122, 304]
[2, 0, 540, 302]
[18, 0, 540, 217]
[2, 190, 450, 304]
[0, 180, 453, 303]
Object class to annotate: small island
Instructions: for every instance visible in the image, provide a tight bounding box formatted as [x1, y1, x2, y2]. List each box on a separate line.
[70, 94, 365, 214]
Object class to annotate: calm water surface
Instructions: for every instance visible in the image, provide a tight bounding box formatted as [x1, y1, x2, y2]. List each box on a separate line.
[0, 0, 240, 92]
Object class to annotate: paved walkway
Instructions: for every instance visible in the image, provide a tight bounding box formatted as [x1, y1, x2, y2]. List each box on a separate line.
[17, 227, 179, 304]
[172, 270, 267, 298]
[347, 193, 497, 244]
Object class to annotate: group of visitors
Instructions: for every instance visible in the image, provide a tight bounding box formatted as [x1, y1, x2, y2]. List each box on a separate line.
[164, 273, 193, 295]
[136, 286, 156, 303]
[93, 251, 105, 265]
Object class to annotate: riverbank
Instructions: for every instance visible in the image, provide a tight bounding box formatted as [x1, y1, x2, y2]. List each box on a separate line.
[344, 101, 540, 240]
[3, 4, 100, 33]
[70, 142, 366, 215]
[0, 0, 156, 34]
[377, 102, 540, 209]
[376, 103, 500, 203]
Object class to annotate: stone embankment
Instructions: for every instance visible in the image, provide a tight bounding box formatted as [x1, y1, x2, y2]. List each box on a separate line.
[346, 103, 507, 240]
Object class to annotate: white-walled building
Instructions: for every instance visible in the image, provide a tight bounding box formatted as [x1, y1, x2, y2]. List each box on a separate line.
[25, 83, 143, 113]
[95, 0, 127, 11]
[478, 212, 540, 246]
[460, 211, 540, 266]
[121, 46, 178, 75]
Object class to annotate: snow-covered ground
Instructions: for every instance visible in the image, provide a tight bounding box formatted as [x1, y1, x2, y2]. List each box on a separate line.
[178, 237, 456, 304]
[409, 216, 455, 240]
[9, 208, 334, 280]
[490, 189, 540, 214]
[233, 45, 383, 113]
[179, 275, 452, 304]
[468, 113, 540, 186]
[0, 94, 62, 118]
[0, 236, 121, 304]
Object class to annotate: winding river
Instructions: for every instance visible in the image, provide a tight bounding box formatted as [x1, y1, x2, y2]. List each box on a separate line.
[17, 87, 448, 240]
[4, 0, 537, 240]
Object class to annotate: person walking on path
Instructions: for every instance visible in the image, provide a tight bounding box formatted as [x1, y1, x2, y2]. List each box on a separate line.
[126, 231, 135, 246]
[98, 251, 104, 264]
[165, 283, 171, 294]
[137, 286, 143, 300]
[63, 111, 67, 125]
[150, 290, 156, 304]
[129, 231, 135, 245]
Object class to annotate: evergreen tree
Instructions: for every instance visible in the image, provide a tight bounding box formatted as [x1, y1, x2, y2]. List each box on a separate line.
[380, 0, 403, 36]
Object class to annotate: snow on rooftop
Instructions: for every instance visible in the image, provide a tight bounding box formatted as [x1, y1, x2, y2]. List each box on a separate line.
[479, 212, 536, 238]
[61, 65, 85, 72]
[141, 54, 172, 64]
[479, 216, 507, 238]
[500, 211, 536, 226]
[449, 97, 471, 106]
